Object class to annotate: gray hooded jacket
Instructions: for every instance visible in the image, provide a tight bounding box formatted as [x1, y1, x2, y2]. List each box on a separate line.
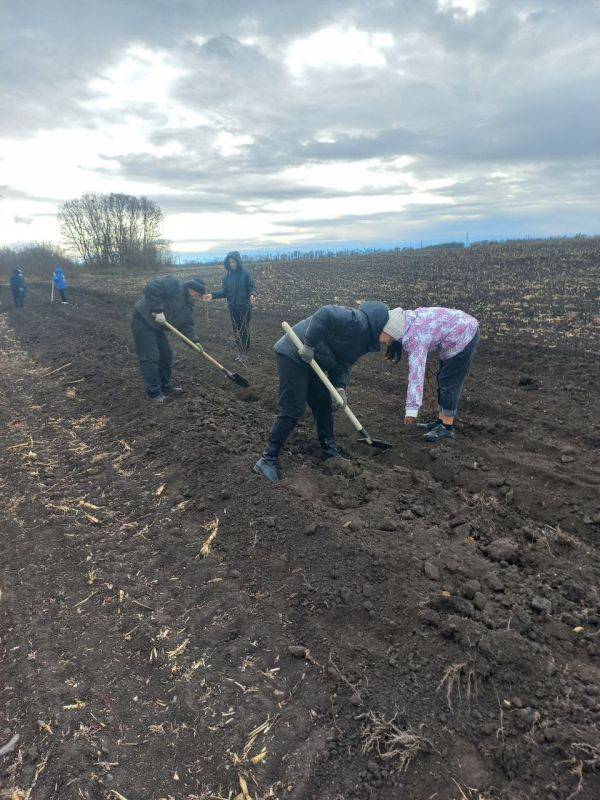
[274, 301, 389, 387]
[212, 251, 255, 308]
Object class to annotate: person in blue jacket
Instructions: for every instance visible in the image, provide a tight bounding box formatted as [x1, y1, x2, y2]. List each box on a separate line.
[132, 275, 206, 404]
[254, 301, 390, 482]
[10, 269, 27, 309]
[52, 267, 68, 303]
[203, 251, 256, 363]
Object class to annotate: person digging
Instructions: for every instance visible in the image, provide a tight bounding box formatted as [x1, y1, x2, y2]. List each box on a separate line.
[254, 301, 390, 482]
[380, 305, 480, 442]
[132, 275, 206, 404]
[52, 266, 69, 303]
[202, 250, 256, 363]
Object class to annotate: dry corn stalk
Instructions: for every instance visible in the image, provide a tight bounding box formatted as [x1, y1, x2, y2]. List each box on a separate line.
[199, 517, 220, 558]
[238, 775, 252, 800]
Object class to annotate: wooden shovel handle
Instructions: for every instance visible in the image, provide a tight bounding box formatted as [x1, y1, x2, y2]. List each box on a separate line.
[161, 319, 225, 372]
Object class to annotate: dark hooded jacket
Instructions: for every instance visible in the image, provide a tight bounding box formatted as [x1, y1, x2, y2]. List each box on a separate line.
[274, 302, 389, 387]
[212, 251, 255, 308]
[10, 269, 27, 294]
[133, 275, 203, 338]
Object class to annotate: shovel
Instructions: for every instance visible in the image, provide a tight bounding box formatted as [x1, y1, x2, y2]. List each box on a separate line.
[282, 321, 392, 450]
[162, 319, 250, 388]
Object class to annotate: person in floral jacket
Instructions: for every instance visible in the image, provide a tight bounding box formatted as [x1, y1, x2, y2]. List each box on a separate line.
[380, 306, 479, 442]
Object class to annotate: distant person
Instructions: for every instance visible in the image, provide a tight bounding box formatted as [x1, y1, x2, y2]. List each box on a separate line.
[380, 306, 480, 442]
[203, 251, 256, 363]
[254, 301, 390, 483]
[10, 268, 27, 309]
[132, 275, 206, 404]
[52, 266, 69, 303]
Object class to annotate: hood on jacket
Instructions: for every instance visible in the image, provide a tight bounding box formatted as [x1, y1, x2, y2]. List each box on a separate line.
[224, 250, 243, 271]
[359, 301, 389, 346]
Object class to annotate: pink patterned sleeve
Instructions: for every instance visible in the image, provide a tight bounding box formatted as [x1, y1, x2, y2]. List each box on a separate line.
[405, 347, 428, 416]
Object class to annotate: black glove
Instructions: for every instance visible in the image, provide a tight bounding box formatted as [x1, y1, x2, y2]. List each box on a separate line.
[385, 340, 403, 363]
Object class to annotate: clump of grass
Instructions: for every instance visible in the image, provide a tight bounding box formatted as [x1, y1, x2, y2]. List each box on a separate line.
[438, 660, 481, 709]
[360, 711, 433, 772]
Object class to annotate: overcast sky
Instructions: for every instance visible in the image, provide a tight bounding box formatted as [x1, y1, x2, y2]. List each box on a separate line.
[1, 0, 599, 255]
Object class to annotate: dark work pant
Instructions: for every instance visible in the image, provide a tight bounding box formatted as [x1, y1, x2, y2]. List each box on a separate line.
[437, 330, 480, 417]
[58, 289, 67, 302]
[265, 353, 334, 457]
[132, 312, 173, 397]
[13, 290, 25, 309]
[229, 305, 251, 353]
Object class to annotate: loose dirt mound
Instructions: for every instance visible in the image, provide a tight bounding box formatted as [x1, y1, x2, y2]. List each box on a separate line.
[1, 241, 600, 799]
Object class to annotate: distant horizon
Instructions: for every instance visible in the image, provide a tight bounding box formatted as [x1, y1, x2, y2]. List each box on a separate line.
[4, 229, 599, 268]
[169, 229, 600, 262]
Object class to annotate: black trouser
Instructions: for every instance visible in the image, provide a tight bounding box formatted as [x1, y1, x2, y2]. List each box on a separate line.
[437, 330, 480, 417]
[265, 354, 334, 457]
[12, 290, 25, 309]
[132, 312, 173, 398]
[229, 305, 251, 353]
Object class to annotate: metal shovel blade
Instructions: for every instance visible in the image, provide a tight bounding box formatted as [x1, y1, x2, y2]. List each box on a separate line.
[356, 427, 393, 451]
[223, 369, 250, 388]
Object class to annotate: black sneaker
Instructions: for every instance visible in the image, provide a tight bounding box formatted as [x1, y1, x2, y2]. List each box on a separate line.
[416, 419, 442, 430]
[424, 423, 455, 442]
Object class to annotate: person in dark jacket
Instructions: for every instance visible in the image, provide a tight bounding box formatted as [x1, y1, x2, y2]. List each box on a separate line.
[203, 251, 256, 363]
[52, 267, 68, 303]
[10, 269, 27, 309]
[132, 275, 206, 404]
[254, 301, 390, 482]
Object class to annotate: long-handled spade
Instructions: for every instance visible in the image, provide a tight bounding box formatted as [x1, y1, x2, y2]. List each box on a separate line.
[282, 321, 392, 450]
[162, 320, 250, 388]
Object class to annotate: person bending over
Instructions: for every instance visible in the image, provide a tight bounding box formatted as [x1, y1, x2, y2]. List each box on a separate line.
[132, 275, 206, 404]
[380, 306, 479, 442]
[254, 301, 389, 482]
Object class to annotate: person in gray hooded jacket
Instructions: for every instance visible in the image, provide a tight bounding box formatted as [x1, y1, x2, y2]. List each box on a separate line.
[254, 301, 389, 482]
[203, 251, 256, 363]
[132, 275, 206, 403]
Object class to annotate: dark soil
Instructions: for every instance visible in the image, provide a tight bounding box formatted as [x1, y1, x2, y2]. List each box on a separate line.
[1, 239, 600, 800]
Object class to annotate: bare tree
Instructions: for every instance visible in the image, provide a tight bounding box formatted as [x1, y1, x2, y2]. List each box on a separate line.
[58, 192, 170, 271]
[0, 242, 76, 279]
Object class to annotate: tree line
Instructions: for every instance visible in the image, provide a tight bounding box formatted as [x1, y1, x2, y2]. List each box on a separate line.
[0, 243, 76, 279]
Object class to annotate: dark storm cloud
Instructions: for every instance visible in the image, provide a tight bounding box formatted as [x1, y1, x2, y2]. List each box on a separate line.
[2, 0, 600, 244]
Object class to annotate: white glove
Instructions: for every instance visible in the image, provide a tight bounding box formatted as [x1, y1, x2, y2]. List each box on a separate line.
[153, 312, 167, 325]
[334, 388, 347, 411]
[298, 344, 315, 363]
